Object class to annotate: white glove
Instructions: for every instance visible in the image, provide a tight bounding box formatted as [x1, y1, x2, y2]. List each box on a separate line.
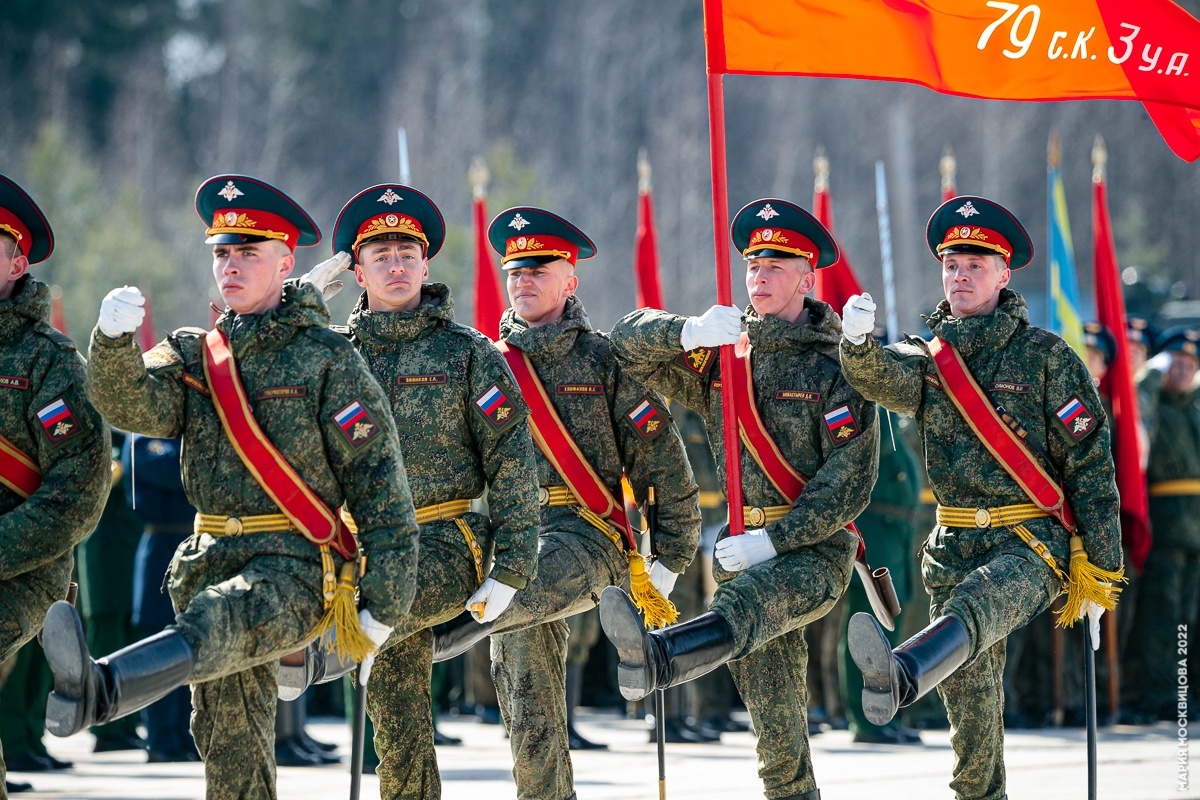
[648, 560, 679, 599]
[98, 286, 146, 339]
[466, 578, 518, 623]
[841, 293, 876, 345]
[715, 528, 777, 572]
[356, 608, 394, 686]
[680, 305, 743, 351]
[299, 251, 351, 301]
[1082, 601, 1105, 651]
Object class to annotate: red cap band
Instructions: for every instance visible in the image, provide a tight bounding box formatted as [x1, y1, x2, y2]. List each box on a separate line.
[503, 233, 579, 265]
[0, 207, 31, 256]
[207, 208, 300, 251]
[938, 225, 1012, 263]
[742, 227, 817, 260]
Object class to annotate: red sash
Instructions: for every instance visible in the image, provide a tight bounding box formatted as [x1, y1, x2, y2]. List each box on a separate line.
[497, 341, 637, 551]
[0, 434, 41, 499]
[927, 336, 1076, 532]
[202, 329, 358, 559]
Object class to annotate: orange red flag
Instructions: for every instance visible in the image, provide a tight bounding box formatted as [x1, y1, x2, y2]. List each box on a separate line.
[470, 159, 505, 340]
[633, 151, 666, 311]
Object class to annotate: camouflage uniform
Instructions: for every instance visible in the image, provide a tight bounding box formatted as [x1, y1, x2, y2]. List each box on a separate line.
[343, 284, 540, 800]
[609, 298, 878, 799]
[840, 289, 1122, 800]
[86, 280, 418, 800]
[487, 296, 700, 800]
[0, 276, 111, 794]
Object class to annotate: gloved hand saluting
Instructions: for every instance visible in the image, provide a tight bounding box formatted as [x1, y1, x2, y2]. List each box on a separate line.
[356, 608, 394, 686]
[841, 293, 876, 345]
[299, 251, 352, 301]
[648, 560, 679, 599]
[98, 286, 146, 339]
[715, 528, 777, 572]
[466, 578, 518, 624]
[680, 305, 743, 351]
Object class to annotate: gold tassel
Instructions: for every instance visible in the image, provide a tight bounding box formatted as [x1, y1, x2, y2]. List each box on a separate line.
[312, 555, 376, 663]
[628, 551, 678, 629]
[1055, 535, 1126, 629]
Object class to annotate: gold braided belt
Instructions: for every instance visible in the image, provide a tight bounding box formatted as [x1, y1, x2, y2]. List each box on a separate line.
[195, 513, 294, 536]
[937, 502, 1064, 582]
[1149, 479, 1200, 497]
[343, 499, 484, 586]
[743, 505, 791, 527]
[538, 485, 579, 507]
[537, 485, 629, 553]
[698, 490, 725, 510]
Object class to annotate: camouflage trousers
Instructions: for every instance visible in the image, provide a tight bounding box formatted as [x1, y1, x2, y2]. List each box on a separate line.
[168, 541, 330, 800]
[367, 531, 479, 800]
[708, 532, 855, 799]
[922, 523, 1066, 800]
[490, 527, 628, 800]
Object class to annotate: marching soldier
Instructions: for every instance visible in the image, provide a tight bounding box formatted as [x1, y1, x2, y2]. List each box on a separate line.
[291, 183, 541, 798]
[602, 198, 879, 800]
[0, 174, 111, 797]
[429, 206, 701, 800]
[41, 175, 420, 800]
[839, 196, 1124, 800]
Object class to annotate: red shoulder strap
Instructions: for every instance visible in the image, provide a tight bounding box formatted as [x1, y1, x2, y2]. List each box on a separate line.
[0, 434, 41, 499]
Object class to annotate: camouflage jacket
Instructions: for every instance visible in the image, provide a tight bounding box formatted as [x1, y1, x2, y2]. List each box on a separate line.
[86, 280, 419, 625]
[840, 289, 1122, 572]
[344, 284, 539, 589]
[0, 276, 110, 582]
[1142, 378, 1200, 550]
[609, 297, 877, 562]
[499, 296, 700, 573]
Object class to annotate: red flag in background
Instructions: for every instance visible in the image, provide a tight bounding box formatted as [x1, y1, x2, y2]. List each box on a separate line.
[139, 295, 157, 352]
[49, 285, 68, 335]
[633, 150, 666, 311]
[811, 148, 863, 312]
[940, 146, 957, 202]
[471, 157, 505, 340]
[1092, 136, 1151, 572]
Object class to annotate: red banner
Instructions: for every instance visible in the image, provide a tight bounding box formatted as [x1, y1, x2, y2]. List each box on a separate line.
[140, 295, 157, 353]
[705, 0, 1200, 160]
[473, 195, 505, 340]
[634, 188, 666, 311]
[811, 163, 864, 313]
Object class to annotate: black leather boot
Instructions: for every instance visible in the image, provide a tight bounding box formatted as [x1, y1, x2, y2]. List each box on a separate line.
[43, 601, 195, 738]
[848, 612, 969, 727]
[599, 586, 736, 702]
[778, 790, 820, 800]
[277, 642, 357, 701]
[431, 611, 494, 663]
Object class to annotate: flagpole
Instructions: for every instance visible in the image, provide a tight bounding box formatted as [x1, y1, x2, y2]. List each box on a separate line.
[874, 161, 898, 345]
[397, 127, 411, 184]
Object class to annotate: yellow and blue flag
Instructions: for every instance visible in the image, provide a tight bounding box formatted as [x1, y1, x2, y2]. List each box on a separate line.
[1047, 156, 1085, 356]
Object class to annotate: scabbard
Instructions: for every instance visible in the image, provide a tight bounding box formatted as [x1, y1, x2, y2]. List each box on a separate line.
[854, 558, 900, 631]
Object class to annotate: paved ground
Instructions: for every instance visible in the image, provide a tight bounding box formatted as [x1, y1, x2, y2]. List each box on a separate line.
[12, 712, 1188, 799]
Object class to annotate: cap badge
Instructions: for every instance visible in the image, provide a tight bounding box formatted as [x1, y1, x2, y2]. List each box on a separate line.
[385, 214, 399, 226]
[516, 236, 528, 249]
[761, 229, 774, 241]
[224, 211, 238, 225]
[756, 204, 779, 221]
[218, 181, 244, 202]
[956, 201, 979, 218]
[378, 189, 402, 205]
[508, 213, 529, 231]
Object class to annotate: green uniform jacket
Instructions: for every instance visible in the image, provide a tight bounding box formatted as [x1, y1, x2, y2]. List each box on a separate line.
[0, 276, 111, 641]
[85, 281, 419, 625]
[499, 297, 700, 573]
[839, 289, 1122, 573]
[344, 284, 539, 589]
[609, 297, 877, 567]
[1142, 377, 1200, 551]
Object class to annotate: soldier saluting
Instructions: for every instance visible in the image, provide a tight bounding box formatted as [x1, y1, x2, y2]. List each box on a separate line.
[602, 198, 879, 800]
[840, 196, 1124, 800]
[0, 175, 112, 795]
[41, 175, 419, 800]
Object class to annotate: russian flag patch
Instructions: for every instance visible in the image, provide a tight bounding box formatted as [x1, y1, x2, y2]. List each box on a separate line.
[626, 397, 666, 441]
[333, 400, 379, 449]
[37, 397, 80, 444]
[474, 384, 518, 432]
[823, 404, 859, 444]
[1055, 396, 1095, 439]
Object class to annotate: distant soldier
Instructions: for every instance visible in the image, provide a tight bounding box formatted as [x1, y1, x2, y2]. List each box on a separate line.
[41, 175, 419, 800]
[840, 196, 1123, 800]
[290, 183, 541, 798]
[0, 174, 111, 796]
[603, 198, 879, 800]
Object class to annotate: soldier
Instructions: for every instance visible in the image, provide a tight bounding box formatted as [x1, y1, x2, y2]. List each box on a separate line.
[291, 183, 540, 798]
[428, 206, 701, 800]
[602, 198, 879, 800]
[839, 196, 1124, 800]
[1082, 321, 1116, 388]
[41, 175, 420, 800]
[0, 174, 112, 796]
[1124, 327, 1200, 723]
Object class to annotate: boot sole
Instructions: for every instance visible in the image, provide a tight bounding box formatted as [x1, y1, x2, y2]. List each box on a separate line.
[847, 612, 899, 726]
[599, 587, 650, 701]
[42, 601, 91, 737]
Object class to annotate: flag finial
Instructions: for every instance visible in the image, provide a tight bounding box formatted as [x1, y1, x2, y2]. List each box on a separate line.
[469, 156, 489, 199]
[940, 146, 956, 193]
[813, 145, 829, 192]
[1091, 135, 1107, 183]
[637, 148, 651, 193]
[1048, 128, 1062, 170]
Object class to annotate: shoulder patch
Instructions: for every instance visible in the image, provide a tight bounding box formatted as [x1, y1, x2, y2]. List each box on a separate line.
[0, 376, 29, 390]
[1054, 396, 1097, 441]
[36, 325, 78, 353]
[36, 397, 83, 445]
[474, 383, 520, 433]
[144, 347, 183, 370]
[625, 396, 668, 441]
[823, 404, 861, 445]
[674, 347, 716, 376]
[333, 400, 381, 449]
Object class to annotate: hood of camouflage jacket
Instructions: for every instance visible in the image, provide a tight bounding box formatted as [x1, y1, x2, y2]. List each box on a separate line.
[500, 294, 592, 363]
[215, 279, 330, 358]
[925, 288, 1027, 361]
[0, 275, 49, 344]
[744, 295, 841, 356]
[348, 283, 454, 347]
